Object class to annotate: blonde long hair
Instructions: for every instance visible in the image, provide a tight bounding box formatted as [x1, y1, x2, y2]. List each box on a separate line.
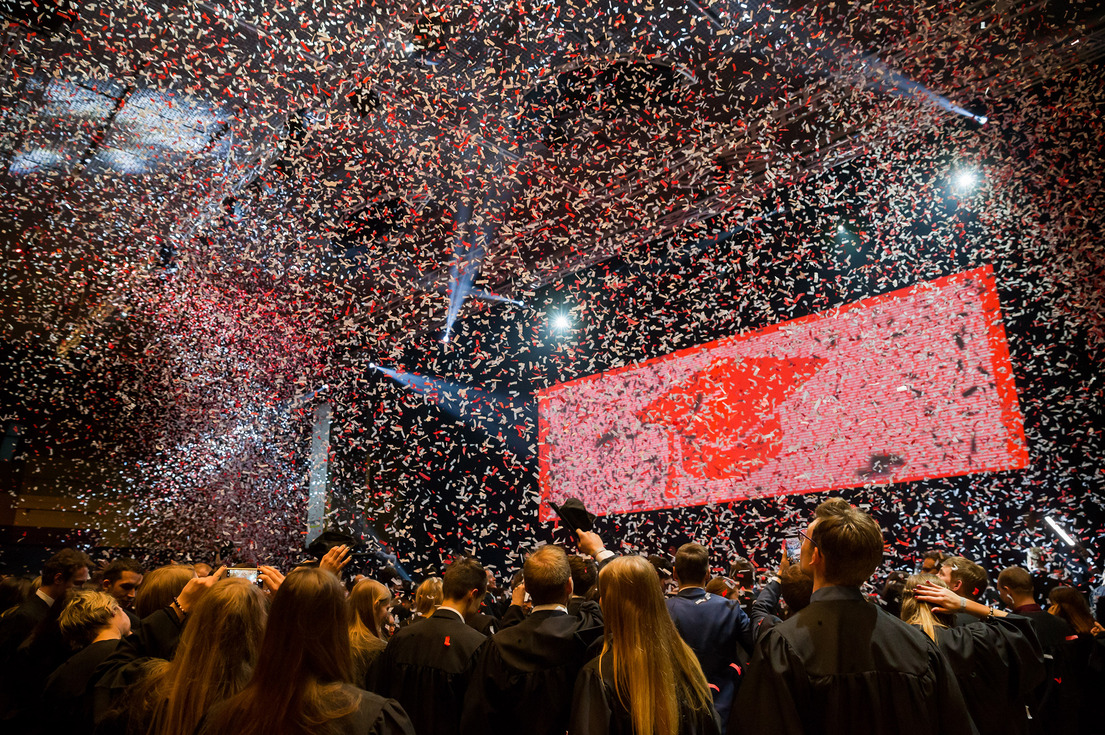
[599, 555, 713, 735]
[133, 577, 267, 735]
[901, 573, 954, 641]
[413, 576, 443, 616]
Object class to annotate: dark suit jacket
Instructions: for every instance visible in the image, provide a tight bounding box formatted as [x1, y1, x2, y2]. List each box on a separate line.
[462, 602, 604, 735]
[734, 586, 977, 735]
[367, 608, 485, 735]
[667, 587, 752, 732]
[0, 595, 50, 661]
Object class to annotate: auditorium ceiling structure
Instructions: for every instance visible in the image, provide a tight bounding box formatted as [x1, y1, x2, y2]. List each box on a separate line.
[0, 0, 1102, 558]
[2, 0, 1100, 349]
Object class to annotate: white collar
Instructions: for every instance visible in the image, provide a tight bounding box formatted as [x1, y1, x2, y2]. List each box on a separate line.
[531, 603, 568, 614]
[36, 588, 56, 607]
[436, 605, 466, 620]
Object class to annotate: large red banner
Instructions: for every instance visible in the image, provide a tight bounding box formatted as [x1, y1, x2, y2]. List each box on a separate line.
[537, 265, 1028, 520]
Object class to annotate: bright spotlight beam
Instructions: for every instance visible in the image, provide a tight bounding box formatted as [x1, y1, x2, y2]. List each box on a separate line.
[470, 288, 524, 307]
[851, 53, 988, 125]
[1044, 516, 1077, 547]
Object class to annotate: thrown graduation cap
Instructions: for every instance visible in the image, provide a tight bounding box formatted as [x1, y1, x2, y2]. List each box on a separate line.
[306, 530, 358, 557]
[549, 498, 596, 533]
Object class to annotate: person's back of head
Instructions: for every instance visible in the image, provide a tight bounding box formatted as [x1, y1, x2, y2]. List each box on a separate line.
[135, 565, 196, 619]
[413, 577, 443, 616]
[138, 577, 267, 735]
[567, 554, 597, 598]
[729, 557, 755, 588]
[673, 543, 709, 588]
[599, 556, 712, 735]
[349, 578, 391, 638]
[879, 571, 908, 617]
[647, 554, 674, 582]
[57, 589, 128, 649]
[779, 564, 814, 614]
[941, 556, 988, 600]
[442, 556, 487, 606]
[210, 568, 358, 735]
[523, 545, 572, 606]
[41, 548, 93, 595]
[1047, 585, 1096, 634]
[809, 497, 884, 586]
[901, 574, 954, 641]
[0, 576, 33, 612]
[997, 566, 1034, 606]
[705, 577, 737, 598]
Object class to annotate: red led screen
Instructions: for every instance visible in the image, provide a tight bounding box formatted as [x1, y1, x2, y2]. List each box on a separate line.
[537, 265, 1028, 520]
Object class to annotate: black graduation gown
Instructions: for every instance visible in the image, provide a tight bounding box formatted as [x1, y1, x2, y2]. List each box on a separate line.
[1020, 610, 1079, 733]
[199, 683, 416, 735]
[366, 608, 485, 735]
[90, 606, 185, 729]
[461, 603, 604, 735]
[569, 651, 722, 735]
[733, 586, 977, 735]
[41, 639, 121, 733]
[930, 615, 1044, 735]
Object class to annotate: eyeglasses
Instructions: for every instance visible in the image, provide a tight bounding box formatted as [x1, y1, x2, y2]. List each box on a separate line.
[797, 528, 819, 550]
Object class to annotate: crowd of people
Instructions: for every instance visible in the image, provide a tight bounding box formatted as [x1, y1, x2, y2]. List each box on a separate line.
[0, 498, 1103, 735]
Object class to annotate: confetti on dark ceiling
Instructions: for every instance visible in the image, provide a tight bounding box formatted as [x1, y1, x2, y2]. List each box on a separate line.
[0, 0, 1102, 576]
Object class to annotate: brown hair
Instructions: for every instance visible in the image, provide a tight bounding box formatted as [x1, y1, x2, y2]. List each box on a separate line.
[997, 566, 1033, 594]
[413, 577, 443, 616]
[901, 573, 954, 641]
[58, 589, 119, 648]
[673, 543, 709, 586]
[599, 556, 713, 735]
[132, 577, 267, 735]
[778, 564, 813, 613]
[810, 497, 884, 586]
[942, 556, 989, 599]
[203, 568, 360, 735]
[442, 556, 486, 600]
[568, 554, 597, 596]
[1048, 586, 1096, 634]
[524, 545, 571, 605]
[134, 565, 195, 619]
[41, 548, 93, 587]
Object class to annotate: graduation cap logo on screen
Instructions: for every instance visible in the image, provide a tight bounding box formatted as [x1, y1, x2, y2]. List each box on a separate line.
[638, 355, 826, 482]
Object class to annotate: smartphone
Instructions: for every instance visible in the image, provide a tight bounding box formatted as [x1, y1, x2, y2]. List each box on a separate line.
[227, 567, 261, 585]
[785, 537, 802, 561]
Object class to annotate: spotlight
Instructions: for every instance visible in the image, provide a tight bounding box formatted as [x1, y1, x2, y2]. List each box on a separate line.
[1044, 516, 1077, 547]
[837, 224, 846, 233]
[951, 169, 979, 193]
[552, 314, 571, 331]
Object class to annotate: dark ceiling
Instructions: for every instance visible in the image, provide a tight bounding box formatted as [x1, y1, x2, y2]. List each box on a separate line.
[3, 0, 1099, 349]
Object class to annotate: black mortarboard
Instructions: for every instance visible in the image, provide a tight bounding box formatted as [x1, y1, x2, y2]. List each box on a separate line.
[306, 530, 358, 557]
[549, 497, 596, 533]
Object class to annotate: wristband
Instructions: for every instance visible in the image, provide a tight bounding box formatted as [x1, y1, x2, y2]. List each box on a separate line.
[959, 597, 967, 611]
[172, 597, 189, 617]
